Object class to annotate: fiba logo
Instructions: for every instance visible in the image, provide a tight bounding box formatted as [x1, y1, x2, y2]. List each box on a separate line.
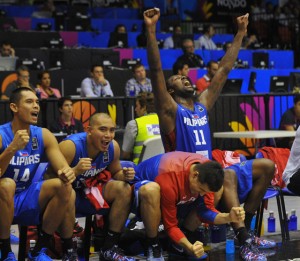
[217, 0, 247, 9]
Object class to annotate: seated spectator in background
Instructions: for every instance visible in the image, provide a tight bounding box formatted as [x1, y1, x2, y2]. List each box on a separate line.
[196, 24, 217, 50]
[122, 92, 160, 164]
[48, 97, 84, 136]
[277, 95, 300, 148]
[175, 38, 204, 68]
[36, 70, 61, 99]
[172, 60, 190, 77]
[195, 60, 219, 93]
[163, 25, 182, 49]
[1, 65, 35, 100]
[125, 63, 152, 96]
[80, 64, 114, 97]
[0, 41, 15, 57]
[108, 24, 128, 48]
[283, 125, 300, 195]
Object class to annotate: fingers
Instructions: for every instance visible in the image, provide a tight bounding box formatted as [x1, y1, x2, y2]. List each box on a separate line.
[143, 7, 160, 18]
[232, 207, 245, 221]
[123, 167, 135, 181]
[58, 167, 76, 184]
[193, 241, 204, 258]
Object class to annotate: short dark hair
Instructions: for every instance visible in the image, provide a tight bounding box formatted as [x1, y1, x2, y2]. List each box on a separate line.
[37, 70, 50, 81]
[90, 64, 103, 73]
[16, 65, 30, 76]
[172, 60, 187, 75]
[294, 95, 300, 104]
[194, 161, 224, 192]
[136, 92, 156, 113]
[57, 96, 72, 110]
[9, 87, 35, 105]
[132, 63, 144, 73]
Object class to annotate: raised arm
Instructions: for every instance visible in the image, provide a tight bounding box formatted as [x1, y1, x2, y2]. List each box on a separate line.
[144, 8, 177, 134]
[199, 13, 249, 111]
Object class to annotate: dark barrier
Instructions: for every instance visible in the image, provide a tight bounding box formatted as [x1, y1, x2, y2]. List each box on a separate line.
[0, 93, 296, 155]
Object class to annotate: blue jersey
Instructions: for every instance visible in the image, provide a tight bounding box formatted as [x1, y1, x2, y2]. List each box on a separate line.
[0, 122, 44, 191]
[175, 102, 212, 159]
[66, 132, 114, 189]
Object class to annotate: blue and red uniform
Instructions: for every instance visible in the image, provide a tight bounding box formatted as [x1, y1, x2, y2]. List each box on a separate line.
[134, 151, 219, 244]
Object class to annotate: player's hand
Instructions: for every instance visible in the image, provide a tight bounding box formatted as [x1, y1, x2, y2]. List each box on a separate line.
[236, 13, 249, 35]
[10, 130, 30, 151]
[123, 167, 135, 181]
[229, 206, 245, 222]
[58, 166, 76, 184]
[74, 158, 92, 176]
[191, 241, 205, 258]
[143, 8, 160, 26]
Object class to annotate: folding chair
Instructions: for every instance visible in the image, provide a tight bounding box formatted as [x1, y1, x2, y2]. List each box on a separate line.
[138, 136, 165, 164]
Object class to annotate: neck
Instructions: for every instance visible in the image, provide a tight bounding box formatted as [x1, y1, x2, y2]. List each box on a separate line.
[11, 119, 30, 134]
[61, 114, 72, 123]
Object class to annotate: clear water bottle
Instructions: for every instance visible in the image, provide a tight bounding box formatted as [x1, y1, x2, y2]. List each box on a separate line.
[267, 211, 276, 233]
[129, 85, 135, 97]
[289, 209, 297, 231]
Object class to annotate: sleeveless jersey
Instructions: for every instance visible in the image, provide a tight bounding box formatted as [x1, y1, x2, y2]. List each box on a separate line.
[167, 102, 212, 159]
[66, 132, 114, 189]
[0, 123, 44, 191]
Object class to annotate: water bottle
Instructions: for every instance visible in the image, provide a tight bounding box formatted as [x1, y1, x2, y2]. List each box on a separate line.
[129, 85, 135, 97]
[267, 211, 275, 233]
[289, 209, 297, 231]
[29, 239, 36, 252]
[203, 224, 211, 251]
[35, 88, 41, 99]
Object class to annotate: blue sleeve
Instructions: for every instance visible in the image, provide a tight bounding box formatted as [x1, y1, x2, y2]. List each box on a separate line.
[196, 197, 218, 223]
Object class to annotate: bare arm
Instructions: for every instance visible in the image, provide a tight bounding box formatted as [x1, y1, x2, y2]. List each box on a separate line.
[43, 128, 76, 184]
[199, 13, 249, 111]
[108, 140, 135, 181]
[144, 8, 177, 134]
[0, 130, 29, 176]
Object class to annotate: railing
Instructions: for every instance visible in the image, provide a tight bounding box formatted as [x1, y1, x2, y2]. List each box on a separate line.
[1, 93, 296, 155]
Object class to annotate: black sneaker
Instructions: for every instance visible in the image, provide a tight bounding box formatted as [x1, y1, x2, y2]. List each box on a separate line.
[99, 245, 136, 261]
[62, 250, 79, 261]
[146, 244, 164, 261]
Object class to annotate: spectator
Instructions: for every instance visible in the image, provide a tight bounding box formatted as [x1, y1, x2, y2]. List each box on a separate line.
[125, 63, 152, 97]
[80, 65, 114, 97]
[242, 32, 259, 49]
[175, 38, 204, 68]
[277, 95, 300, 148]
[196, 24, 217, 50]
[195, 60, 219, 93]
[108, 24, 128, 48]
[31, 0, 56, 18]
[0, 41, 15, 57]
[172, 60, 190, 77]
[48, 97, 84, 136]
[163, 25, 182, 49]
[1, 65, 35, 100]
[122, 92, 160, 163]
[36, 70, 61, 99]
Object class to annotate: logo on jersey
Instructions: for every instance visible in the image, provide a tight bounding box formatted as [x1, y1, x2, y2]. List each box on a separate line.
[82, 166, 107, 178]
[192, 114, 199, 119]
[177, 196, 197, 205]
[184, 115, 208, 127]
[103, 151, 109, 163]
[146, 124, 160, 135]
[32, 137, 38, 150]
[197, 105, 204, 112]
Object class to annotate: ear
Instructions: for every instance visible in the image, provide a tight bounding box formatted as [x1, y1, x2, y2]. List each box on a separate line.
[86, 125, 92, 135]
[168, 88, 174, 94]
[10, 103, 18, 113]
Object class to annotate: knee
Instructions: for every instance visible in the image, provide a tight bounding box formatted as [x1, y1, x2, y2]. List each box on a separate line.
[139, 182, 160, 203]
[49, 179, 73, 203]
[0, 178, 16, 201]
[111, 181, 132, 201]
[223, 169, 237, 188]
[260, 159, 275, 181]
